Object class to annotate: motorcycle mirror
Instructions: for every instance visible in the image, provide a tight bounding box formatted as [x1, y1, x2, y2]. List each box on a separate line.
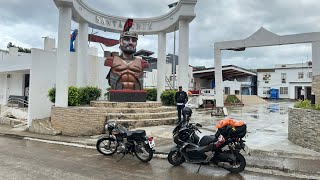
[196, 123, 202, 127]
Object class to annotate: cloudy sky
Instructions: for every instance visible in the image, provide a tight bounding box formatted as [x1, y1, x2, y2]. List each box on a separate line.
[0, 0, 318, 69]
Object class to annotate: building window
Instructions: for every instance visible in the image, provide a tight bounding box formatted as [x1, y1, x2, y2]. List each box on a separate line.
[281, 73, 286, 83]
[143, 72, 147, 78]
[263, 73, 271, 81]
[224, 87, 230, 95]
[280, 87, 288, 95]
[298, 72, 303, 79]
[263, 87, 270, 95]
[308, 72, 312, 78]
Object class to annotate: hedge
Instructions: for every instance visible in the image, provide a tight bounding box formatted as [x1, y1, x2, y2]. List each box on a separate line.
[160, 90, 176, 106]
[48, 86, 101, 106]
[145, 88, 157, 101]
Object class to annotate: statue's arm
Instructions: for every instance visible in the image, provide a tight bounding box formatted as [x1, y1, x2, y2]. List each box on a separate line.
[104, 57, 114, 67]
[141, 59, 149, 69]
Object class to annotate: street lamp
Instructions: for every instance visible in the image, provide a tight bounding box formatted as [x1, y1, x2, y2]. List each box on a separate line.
[169, 2, 178, 89]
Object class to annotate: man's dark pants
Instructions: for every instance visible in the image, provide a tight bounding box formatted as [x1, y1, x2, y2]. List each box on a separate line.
[177, 104, 185, 124]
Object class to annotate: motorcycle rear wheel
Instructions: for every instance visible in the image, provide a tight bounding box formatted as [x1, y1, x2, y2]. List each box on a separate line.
[168, 149, 185, 166]
[134, 140, 153, 162]
[96, 137, 117, 156]
[225, 152, 246, 173]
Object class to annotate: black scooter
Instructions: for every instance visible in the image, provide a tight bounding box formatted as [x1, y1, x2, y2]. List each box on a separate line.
[167, 107, 249, 173]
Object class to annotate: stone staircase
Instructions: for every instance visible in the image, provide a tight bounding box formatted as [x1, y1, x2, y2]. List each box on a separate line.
[0, 105, 28, 128]
[235, 95, 267, 106]
[51, 101, 178, 136]
[93, 102, 178, 129]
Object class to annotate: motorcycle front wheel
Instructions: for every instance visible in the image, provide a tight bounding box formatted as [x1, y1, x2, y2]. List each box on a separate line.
[168, 149, 185, 166]
[96, 137, 117, 156]
[134, 140, 153, 162]
[225, 152, 246, 173]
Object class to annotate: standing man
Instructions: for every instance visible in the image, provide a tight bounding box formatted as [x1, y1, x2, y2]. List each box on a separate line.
[175, 86, 188, 124]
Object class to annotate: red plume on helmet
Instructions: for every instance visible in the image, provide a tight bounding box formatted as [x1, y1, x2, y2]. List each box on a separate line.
[120, 19, 138, 39]
[123, 19, 133, 32]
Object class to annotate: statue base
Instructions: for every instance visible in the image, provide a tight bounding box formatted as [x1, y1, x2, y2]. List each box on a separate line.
[109, 90, 147, 102]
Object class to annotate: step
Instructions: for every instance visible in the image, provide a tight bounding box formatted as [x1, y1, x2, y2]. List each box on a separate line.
[98, 107, 176, 114]
[117, 117, 177, 129]
[107, 111, 177, 120]
[0, 116, 26, 127]
[90, 101, 162, 108]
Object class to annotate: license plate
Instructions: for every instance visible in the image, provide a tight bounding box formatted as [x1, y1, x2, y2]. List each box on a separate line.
[148, 140, 155, 149]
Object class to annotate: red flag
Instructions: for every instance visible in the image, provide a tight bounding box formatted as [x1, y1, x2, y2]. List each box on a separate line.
[88, 34, 119, 47]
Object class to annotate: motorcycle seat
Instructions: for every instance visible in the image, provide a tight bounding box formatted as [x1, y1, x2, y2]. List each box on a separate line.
[199, 135, 217, 146]
[126, 130, 146, 138]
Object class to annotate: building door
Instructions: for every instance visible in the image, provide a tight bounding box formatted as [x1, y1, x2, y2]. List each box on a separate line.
[295, 86, 302, 100]
[241, 87, 250, 95]
[224, 87, 230, 95]
[305, 86, 311, 100]
[24, 74, 30, 102]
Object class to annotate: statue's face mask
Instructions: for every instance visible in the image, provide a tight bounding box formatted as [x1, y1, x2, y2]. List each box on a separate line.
[120, 36, 137, 55]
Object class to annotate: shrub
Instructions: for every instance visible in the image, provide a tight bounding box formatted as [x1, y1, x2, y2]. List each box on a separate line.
[48, 86, 101, 106]
[145, 88, 157, 101]
[294, 99, 311, 109]
[68, 86, 79, 106]
[225, 95, 241, 104]
[314, 104, 320, 110]
[78, 86, 101, 105]
[48, 87, 56, 103]
[161, 90, 176, 106]
[104, 87, 112, 100]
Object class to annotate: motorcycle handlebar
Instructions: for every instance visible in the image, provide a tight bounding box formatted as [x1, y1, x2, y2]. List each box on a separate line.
[189, 124, 202, 133]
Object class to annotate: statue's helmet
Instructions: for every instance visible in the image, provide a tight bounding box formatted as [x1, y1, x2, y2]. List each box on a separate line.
[120, 31, 138, 40]
[120, 19, 138, 40]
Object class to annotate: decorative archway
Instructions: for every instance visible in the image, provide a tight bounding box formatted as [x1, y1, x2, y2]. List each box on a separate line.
[53, 0, 197, 107]
[213, 27, 320, 107]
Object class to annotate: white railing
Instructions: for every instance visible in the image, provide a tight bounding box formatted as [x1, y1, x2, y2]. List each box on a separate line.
[7, 97, 29, 111]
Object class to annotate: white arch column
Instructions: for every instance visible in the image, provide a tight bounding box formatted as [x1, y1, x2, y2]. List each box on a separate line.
[178, 19, 189, 90]
[157, 32, 166, 101]
[55, 6, 72, 107]
[214, 48, 223, 107]
[2, 74, 8, 105]
[77, 22, 88, 87]
[312, 41, 320, 104]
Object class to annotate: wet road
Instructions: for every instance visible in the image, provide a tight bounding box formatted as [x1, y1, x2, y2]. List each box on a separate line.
[0, 136, 298, 180]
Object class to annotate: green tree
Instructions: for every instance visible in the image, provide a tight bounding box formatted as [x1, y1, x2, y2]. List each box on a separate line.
[6, 42, 31, 53]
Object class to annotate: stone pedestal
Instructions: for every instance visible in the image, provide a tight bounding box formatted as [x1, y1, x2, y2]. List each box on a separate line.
[109, 90, 147, 102]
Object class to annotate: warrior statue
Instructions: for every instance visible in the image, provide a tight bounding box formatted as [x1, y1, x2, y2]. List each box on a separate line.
[104, 19, 149, 90]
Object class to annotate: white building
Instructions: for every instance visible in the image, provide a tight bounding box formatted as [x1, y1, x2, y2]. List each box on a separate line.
[0, 38, 109, 125]
[0, 48, 31, 105]
[257, 62, 312, 99]
[143, 63, 194, 90]
[193, 65, 257, 95]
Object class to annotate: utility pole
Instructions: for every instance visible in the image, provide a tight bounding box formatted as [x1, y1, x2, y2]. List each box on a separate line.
[172, 28, 176, 89]
[168, 2, 178, 90]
